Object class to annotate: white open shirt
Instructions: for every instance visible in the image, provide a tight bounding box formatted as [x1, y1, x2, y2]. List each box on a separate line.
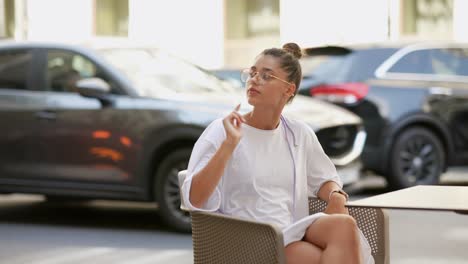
[182, 117, 373, 263]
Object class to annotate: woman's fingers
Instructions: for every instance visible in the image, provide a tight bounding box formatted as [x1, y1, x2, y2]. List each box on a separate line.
[228, 114, 241, 128]
[233, 104, 246, 120]
[222, 104, 244, 145]
[324, 202, 349, 215]
[228, 104, 245, 127]
[231, 112, 245, 126]
[224, 104, 244, 130]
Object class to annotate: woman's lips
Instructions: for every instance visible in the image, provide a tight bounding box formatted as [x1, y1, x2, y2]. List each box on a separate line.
[247, 88, 260, 95]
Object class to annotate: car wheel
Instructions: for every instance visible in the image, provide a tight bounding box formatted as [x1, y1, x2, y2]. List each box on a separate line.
[388, 127, 444, 190]
[154, 148, 191, 233]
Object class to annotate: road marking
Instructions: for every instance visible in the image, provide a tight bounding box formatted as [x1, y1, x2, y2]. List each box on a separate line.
[395, 259, 467, 264]
[444, 227, 468, 241]
[117, 250, 191, 264]
[32, 247, 114, 264]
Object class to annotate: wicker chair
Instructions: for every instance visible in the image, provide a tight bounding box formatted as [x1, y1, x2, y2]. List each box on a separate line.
[178, 170, 389, 264]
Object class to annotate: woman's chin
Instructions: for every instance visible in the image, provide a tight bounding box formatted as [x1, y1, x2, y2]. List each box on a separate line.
[246, 97, 258, 106]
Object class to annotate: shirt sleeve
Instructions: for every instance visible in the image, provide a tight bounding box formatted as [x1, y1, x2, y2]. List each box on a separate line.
[305, 126, 343, 197]
[181, 120, 224, 212]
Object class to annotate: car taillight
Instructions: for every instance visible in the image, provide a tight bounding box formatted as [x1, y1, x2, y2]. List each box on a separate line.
[310, 83, 369, 104]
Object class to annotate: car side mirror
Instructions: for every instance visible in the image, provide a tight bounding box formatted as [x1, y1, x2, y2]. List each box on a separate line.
[76, 78, 114, 107]
[76, 78, 110, 96]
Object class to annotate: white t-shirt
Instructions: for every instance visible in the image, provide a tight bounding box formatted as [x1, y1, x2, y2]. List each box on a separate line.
[219, 118, 295, 228]
[182, 116, 373, 263]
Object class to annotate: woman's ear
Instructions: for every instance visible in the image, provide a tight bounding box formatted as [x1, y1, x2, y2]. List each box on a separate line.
[288, 84, 296, 97]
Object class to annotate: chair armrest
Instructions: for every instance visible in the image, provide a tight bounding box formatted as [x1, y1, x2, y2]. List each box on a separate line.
[191, 211, 286, 264]
[309, 197, 389, 264]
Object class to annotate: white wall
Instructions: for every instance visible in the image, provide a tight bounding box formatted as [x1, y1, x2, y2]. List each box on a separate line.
[388, 0, 400, 41]
[453, 0, 468, 42]
[129, 0, 224, 69]
[26, 0, 94, 43]
[0, 1, 5, 37]
[280, 0, 389, 47]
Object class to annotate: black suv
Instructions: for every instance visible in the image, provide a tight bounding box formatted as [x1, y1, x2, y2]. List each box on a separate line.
[0, 42, 366, 231]
[299, 42, 468, 189]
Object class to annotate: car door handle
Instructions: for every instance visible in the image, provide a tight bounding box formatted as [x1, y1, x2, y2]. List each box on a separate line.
[429, 87, 452, 96]
[35, 110, 57, 120]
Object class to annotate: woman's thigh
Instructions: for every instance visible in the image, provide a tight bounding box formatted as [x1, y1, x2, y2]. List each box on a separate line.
[303, 214, 358, 249]
[285, 241, 322, 264]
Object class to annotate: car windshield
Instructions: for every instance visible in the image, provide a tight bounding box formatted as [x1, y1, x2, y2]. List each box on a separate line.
[300, 54, 354, 83]
[98, 48, 234, 97]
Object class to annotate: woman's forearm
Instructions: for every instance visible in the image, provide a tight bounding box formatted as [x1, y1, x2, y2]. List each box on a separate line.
[189, 140, 237, 208]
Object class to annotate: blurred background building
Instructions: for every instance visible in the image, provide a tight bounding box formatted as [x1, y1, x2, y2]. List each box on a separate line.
[1, 0, 467, 69]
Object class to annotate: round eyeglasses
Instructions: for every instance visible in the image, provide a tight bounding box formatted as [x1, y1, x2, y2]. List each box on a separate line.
[240, 69, 293, 86]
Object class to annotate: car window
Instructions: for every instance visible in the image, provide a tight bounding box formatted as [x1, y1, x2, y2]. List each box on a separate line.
[301, 54, 353, 83]
[98, 48, 235, 97]
[150, 51, 223, 93]
[46, 50, 113, 93]
[211, 69, 244, 89]
[388, 48, 468, 77]
[0, 49, 33, 90]
[388, 49, 433, 74]
[430, 48, 468, 77]
[300, 49, 396, 83]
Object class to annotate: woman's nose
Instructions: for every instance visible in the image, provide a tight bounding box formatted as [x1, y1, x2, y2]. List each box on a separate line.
[250, 72, 261, 84]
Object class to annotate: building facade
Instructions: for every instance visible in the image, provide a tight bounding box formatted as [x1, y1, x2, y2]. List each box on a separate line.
[1, 0, 467, 69]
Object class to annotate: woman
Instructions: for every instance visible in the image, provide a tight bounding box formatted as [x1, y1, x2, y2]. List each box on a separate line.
[182, 43, 373, 264]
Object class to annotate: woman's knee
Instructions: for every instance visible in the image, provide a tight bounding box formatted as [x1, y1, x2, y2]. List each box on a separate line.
[285, 241, 322, 264]
[328, 214, 358, 233]
[305, 214, 359, 246]
[326, 215, 361, 247]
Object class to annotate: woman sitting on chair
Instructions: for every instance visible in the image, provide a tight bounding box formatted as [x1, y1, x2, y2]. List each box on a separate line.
[182, 43, 373, 264]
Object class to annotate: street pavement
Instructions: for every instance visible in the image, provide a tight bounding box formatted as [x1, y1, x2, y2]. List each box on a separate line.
[0, 168, 467, 264]
[0, 195, 193, 264]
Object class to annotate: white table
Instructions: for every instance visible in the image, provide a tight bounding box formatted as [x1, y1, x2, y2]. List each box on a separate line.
[347, 185, 468, 214]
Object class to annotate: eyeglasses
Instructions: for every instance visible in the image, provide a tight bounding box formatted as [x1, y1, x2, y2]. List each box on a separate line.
[241, 69, 293, 86]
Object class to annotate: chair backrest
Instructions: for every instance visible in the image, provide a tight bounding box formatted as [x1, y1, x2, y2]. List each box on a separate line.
[191, 211, 286, 264]
[309, 198, 389, 264]
[177, 170, 188, 211]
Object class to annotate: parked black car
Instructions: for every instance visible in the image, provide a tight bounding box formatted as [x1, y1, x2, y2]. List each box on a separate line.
[298, 42, 468, 189]
[0, 41, 365, 232]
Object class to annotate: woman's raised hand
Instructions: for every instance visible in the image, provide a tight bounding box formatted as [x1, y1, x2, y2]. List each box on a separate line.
[222, 104, 245, 146]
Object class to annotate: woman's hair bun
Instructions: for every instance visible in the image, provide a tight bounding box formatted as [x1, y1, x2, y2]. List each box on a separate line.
[282, 43, 302, 59]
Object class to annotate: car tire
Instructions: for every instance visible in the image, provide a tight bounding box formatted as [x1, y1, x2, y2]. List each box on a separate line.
[387, 127, 444, 190]
[154, 148, 191, 233]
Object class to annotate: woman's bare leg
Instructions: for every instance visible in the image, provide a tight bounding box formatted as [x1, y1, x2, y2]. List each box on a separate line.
[304, 214, 362, 264]
[285, 241, 322, 264]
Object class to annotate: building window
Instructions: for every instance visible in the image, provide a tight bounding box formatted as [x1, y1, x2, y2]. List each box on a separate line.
[95, 0, 128, 37]
[1, 0, 15, 38]
[401, 0, 453, 39]
[226, 0, 280, 39]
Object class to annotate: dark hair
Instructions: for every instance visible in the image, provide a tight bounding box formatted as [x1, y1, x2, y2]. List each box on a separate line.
[261, 42, 302, 102]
